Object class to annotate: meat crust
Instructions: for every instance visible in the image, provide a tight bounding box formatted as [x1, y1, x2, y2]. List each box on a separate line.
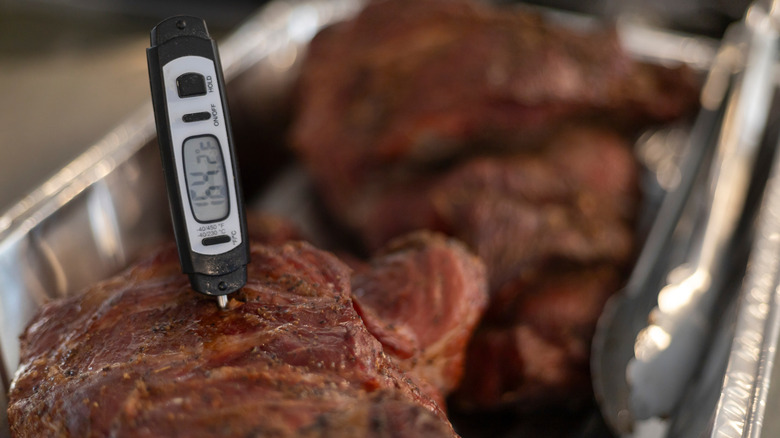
[288, 0, 687, 412]
[290, 0, 698, 227]
[357, 125, 639, 281]
[453, 264, 623, 409]
[351, 231, 488, 399]
[8, 242, 458, 437]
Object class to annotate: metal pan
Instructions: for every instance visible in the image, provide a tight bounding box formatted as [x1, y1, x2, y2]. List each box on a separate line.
[0, 1, 749, 437]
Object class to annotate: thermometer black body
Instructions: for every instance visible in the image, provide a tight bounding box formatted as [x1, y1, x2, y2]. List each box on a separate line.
[147, 16, 249, 299]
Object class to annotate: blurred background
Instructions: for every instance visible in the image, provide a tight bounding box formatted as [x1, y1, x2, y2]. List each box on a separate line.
[0, 0, 259, 212]
[0, 0, 751, 214]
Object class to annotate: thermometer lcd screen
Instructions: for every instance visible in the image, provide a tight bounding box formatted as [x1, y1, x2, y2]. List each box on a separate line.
[182, 135, 230, 223]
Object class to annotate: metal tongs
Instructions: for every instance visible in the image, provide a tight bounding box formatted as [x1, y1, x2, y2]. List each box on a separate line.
[592, 1, 780, 434]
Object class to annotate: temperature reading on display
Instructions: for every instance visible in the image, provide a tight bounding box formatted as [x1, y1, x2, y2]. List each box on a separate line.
[183, 135, 229, 223]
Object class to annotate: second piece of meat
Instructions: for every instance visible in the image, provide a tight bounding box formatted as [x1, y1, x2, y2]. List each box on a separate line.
[351, 231, 488, 402]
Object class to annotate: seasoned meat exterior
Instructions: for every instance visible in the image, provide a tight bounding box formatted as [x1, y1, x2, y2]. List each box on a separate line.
[453, 265, 623, 409]
[357, 125, 638, 286]
[351, 232, 488, 400]
[245, 212, 491, 404]
[288, 0, 673, 412]
[348, 127, 637, 409]
[362, 128, 636, 410]
[8, 241, 461, 437]
[290, 0, 698, 227]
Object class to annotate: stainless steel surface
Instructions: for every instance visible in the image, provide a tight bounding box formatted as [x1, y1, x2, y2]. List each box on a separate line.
[591, 21, 738, 434]
[1, 1, 776, 437]
[593, 1, 780, 435]
[631, 0, 778, 418]
[591, 86, 724, 434]
[710, 7, 780, 433]
[710, 138, 780, 438]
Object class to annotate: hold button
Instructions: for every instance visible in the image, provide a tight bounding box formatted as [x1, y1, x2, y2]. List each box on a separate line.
[177, 73, 207, 98]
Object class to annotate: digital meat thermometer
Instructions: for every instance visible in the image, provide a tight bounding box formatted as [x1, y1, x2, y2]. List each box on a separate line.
[147, 16, 249, 308]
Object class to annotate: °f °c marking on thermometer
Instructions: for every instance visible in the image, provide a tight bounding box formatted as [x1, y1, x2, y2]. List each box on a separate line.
[147, 16, 249, 304]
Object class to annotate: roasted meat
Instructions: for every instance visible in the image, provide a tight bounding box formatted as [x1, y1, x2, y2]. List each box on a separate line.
[289, 0, 696, 413]
[351, 231, 488, 400]
[290, 0, 698, 230]
[356, 125, 639, 290]
[9, 228, 487, 437]
[351, 129, 637, 409]
[454, 264, 623, 409]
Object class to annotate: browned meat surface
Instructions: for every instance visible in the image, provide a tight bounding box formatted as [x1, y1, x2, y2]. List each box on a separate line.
[357, 126, 639, 291]
[8, 241, 463, 437]
[288, 0, 689, 414]
[290, 0, 698, 228]
[454, 265, 623, 409]
[343, 128, 637, 411]
[351, 232, 488, 401]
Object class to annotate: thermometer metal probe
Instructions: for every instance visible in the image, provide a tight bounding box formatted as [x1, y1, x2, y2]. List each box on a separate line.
[147, 16, 249, 308]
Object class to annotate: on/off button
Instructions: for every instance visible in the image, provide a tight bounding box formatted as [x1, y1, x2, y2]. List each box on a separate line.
[202, 235, 231, 246]
[177, 73, 207, 98]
